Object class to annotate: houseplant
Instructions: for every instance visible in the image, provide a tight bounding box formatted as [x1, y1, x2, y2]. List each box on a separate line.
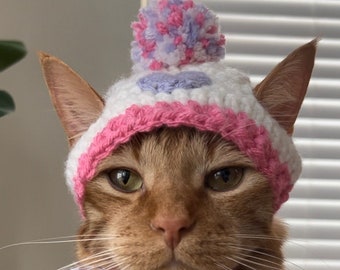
[0, 40, 26, 117]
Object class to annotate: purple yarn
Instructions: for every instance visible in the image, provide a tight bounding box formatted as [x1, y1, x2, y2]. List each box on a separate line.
[185, 20, 200, 48]
[137, 71, 212, 93]
[165, 42, 177, 53]
[131, 0, 226, 70]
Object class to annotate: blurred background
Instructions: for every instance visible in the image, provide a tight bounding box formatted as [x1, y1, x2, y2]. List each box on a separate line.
[1, 0, 339, 269]
[0, 1, 139, 269]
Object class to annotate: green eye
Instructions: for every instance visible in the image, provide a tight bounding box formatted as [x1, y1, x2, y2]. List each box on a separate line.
[107, 169, 143, 193]
[205, 167, 244, 192]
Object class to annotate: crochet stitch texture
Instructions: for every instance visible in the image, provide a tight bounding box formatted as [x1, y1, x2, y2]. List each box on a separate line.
[131, 0, 225, 70]
[65, 0, 302, 215]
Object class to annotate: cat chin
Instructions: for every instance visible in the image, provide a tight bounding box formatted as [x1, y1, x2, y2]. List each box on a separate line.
[155, 251, 188, 270]
[162, 259, 187, 270]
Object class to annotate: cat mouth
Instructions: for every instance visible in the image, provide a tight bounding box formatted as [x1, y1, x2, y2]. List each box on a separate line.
[161, 255, 205, 270]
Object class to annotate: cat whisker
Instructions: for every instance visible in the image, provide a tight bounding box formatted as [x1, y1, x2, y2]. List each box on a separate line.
[233, 254, 280, 270]
[216, 264, 233, 270]
[66, 246, 131, 270]
[0, 236, 116, 252]
[228, 245, 284, 262]
[101, 260, 124, 270]
[57, 250, 112, 270]
[240, 253, 283, 268]
[228, 256, 257, 270]
[230, 245, 306, 270]
[224, 244, 286, 269]
[63, 250, 120, 270]
[99, 255, 133, 270]
[234, 233, 285, 241]
[82, 257, 113, 270]
[206, 255, 233, 270]
[283, 261, 306, 270]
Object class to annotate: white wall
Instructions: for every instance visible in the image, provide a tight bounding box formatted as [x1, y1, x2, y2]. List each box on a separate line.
[0, 1, 139, 269]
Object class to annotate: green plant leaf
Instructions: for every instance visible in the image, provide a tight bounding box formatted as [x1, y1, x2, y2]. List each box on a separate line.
[0, 90, 15, 117]
[0, 40, 27, 72]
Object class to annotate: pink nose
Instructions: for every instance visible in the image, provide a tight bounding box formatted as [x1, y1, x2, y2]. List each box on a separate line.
[151, 216, 194, 249]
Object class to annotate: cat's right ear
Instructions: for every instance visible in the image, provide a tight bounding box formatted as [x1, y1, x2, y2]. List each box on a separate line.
[39, 52, 104, 147]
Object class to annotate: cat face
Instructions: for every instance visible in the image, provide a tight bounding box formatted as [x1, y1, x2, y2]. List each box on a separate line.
[76, 127, 286, 269]
[40, 39, 316, 270]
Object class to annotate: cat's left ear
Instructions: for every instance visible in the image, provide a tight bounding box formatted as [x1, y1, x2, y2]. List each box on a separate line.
[253, 39, 317, 135]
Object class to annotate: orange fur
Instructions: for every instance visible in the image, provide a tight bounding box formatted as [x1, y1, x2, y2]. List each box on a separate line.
[77, 127, 286, 269]
[40, 40, 317, 269]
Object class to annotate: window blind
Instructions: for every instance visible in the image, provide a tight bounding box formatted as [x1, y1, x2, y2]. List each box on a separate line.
[199, 0, 340, 269]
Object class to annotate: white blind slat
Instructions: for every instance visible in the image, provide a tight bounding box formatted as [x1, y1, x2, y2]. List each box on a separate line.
[227, 34, 340, 58]
[307, 79, 340, 99]
[294, 118, 340, 139]
[250, 76, 340, 99]
[226, 54, 340, 78]
[294, 138, 340, 159]
[280, 199, 340, 220]
[301, 159, 340, 179]
[286, 259, 340, 270]
[299, 98, 340, 119]
[208, 0, 340, 19]
[284, 239, 340, 260]
[290, 179, 340, 199]
[285, 219, 340, 239]
[219, 15, 340, 38]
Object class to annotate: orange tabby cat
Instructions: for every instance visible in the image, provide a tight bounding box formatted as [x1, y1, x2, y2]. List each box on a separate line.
[39, 1, 316, 269]
[39, 39, 316, 269]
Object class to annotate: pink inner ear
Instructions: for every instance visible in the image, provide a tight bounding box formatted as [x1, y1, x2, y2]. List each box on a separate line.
[74, 101, 292, 215]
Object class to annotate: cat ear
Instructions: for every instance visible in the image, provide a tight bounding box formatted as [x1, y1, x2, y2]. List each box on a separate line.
[39, 52, 105, 147]
[253, 39, 317, 135]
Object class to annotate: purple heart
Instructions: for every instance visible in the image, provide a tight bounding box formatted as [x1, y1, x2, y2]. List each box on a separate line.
[137, 71, 212, 94]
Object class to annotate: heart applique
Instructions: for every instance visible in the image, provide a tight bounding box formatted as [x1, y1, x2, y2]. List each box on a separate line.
[137, 71, 212, 93]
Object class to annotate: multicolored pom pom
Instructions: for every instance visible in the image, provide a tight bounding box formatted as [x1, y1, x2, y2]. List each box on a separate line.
[131, 0, 226, 71]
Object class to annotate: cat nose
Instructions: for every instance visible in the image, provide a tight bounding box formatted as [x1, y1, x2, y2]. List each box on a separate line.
[151, 216, 194, 249]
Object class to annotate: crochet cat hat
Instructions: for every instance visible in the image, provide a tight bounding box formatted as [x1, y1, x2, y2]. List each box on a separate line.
[46, 0, 315, 214]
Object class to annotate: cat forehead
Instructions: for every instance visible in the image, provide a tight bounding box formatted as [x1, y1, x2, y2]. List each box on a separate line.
[114, 127, 251, 158]
[97, 127, 254, 176]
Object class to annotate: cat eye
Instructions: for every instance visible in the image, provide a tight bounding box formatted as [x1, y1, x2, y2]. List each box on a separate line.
[107, 169, 143, 193]
[205, 167, 244, 192]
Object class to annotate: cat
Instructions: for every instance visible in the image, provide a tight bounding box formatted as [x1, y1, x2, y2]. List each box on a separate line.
[39, 39, 316, 270]
[39, 1, 316, 269]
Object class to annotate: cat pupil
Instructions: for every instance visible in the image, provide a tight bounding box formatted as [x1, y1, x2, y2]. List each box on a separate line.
[117, 170, 130, 185]
[205, 167, 243, 192]
[108, 168, 143, 193]
[215, 169, 230, 183]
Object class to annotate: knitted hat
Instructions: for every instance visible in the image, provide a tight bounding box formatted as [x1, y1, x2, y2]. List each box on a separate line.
[65, 0, 301, 214]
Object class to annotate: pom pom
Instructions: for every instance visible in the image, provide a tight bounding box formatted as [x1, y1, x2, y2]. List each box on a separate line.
[131, 0, 226, 71]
